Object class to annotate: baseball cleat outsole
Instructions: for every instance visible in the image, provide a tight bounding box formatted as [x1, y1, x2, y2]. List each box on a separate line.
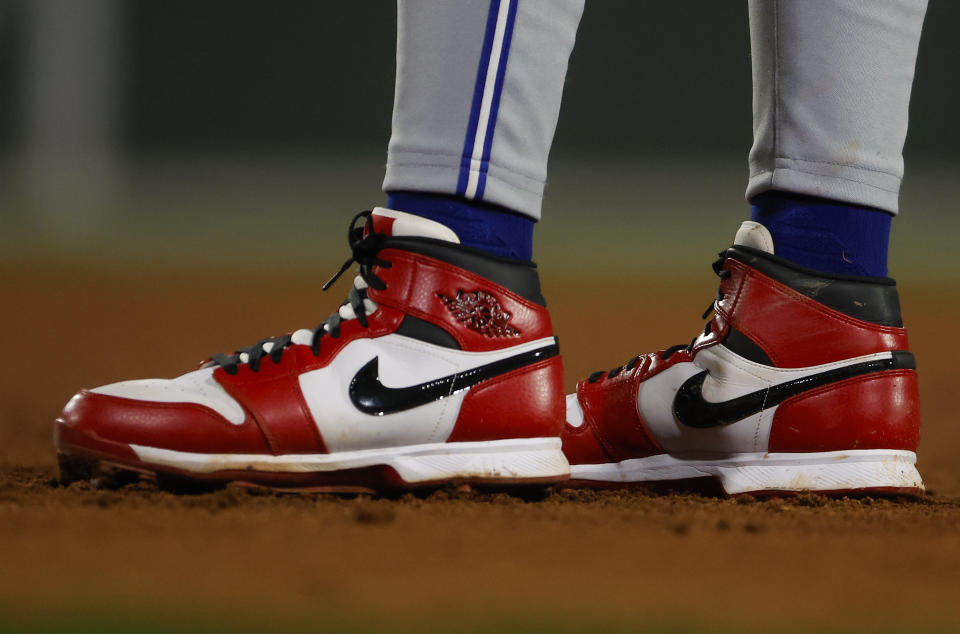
[565, 450, 924, 497]
[55, 418, 569, 494]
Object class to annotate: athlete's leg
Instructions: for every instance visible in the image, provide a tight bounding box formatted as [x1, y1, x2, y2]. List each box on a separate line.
[746, 0, 928, 277]
[54, 1, 583, 491]
[383, 0, 584, 259]
[559, 1, 927, 495]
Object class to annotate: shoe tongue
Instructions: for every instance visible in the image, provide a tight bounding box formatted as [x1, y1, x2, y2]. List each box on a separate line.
[370, 207, 461, 243]
[733, 220, 775, 254]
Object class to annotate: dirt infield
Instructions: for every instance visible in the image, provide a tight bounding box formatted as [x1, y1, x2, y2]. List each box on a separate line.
[2, 263, 960, 632]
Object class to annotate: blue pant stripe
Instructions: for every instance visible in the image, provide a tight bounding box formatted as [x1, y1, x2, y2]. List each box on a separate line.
[475, 0, 518, 200]
[456, 0, 502, 197]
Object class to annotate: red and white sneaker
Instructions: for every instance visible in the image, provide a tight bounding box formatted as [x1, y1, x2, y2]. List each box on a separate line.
[562, 221, 923, 496]
[56, 208, 568, 492]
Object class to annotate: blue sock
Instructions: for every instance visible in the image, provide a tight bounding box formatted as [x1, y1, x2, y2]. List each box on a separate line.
[750, 192, 892, 278]
[386, 191, 534, 261]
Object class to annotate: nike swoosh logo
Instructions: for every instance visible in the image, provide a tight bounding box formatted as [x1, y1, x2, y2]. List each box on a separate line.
[673, 350, 915, 429]
[349, 341, 560, 416]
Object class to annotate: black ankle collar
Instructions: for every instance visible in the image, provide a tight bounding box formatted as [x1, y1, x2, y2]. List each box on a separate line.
[727, 245, 903, 327]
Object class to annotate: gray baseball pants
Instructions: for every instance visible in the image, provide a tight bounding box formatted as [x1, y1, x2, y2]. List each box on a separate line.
[383, 0, 927, 220]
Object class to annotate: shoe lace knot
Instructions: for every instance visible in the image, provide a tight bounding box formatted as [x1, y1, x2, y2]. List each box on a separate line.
[210, 210, 394, 375]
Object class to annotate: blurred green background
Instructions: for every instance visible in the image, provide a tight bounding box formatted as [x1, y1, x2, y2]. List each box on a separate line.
[1, 1, 957, 155]
[0, 0, 957, 279]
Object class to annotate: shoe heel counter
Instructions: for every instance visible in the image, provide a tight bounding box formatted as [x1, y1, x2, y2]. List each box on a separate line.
[769, 370, 921, 453]
[447, 355, 565, 442]
[720, 256, 910, 366]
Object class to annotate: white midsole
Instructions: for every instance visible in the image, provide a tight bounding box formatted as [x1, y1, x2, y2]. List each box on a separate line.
[129, 437, 570, 483]
[570, 450, 924, 494]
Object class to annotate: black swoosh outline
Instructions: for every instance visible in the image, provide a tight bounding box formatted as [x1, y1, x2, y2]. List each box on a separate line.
[673, 350, 916, 429]
[349, 341, 560, 416]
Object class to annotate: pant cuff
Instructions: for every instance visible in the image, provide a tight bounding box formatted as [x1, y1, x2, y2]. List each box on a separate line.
[383, 151, 545, 220]
[747, 157, 902, 214]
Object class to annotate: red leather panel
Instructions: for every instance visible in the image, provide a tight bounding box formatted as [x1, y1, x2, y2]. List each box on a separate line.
[296, 305, 405, 372]
[561, 422, 613, 465]
[635, 348, 693, 382]
[59, 390, 271, 454]
[769, 370, 921, 453]
[574, 360, 665, 463]
[718, 258, 909, 367]
[368, 250, 553, 351]
[215, 361, 328, 455]
[448, 356, 563, 442]
[690, 314, 728, 354]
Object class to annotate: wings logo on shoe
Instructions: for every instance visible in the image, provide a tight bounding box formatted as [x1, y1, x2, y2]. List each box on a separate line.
[350, 342, 559, 415]
[673, 351, 916, 429]
[437, 290, 520, 338]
